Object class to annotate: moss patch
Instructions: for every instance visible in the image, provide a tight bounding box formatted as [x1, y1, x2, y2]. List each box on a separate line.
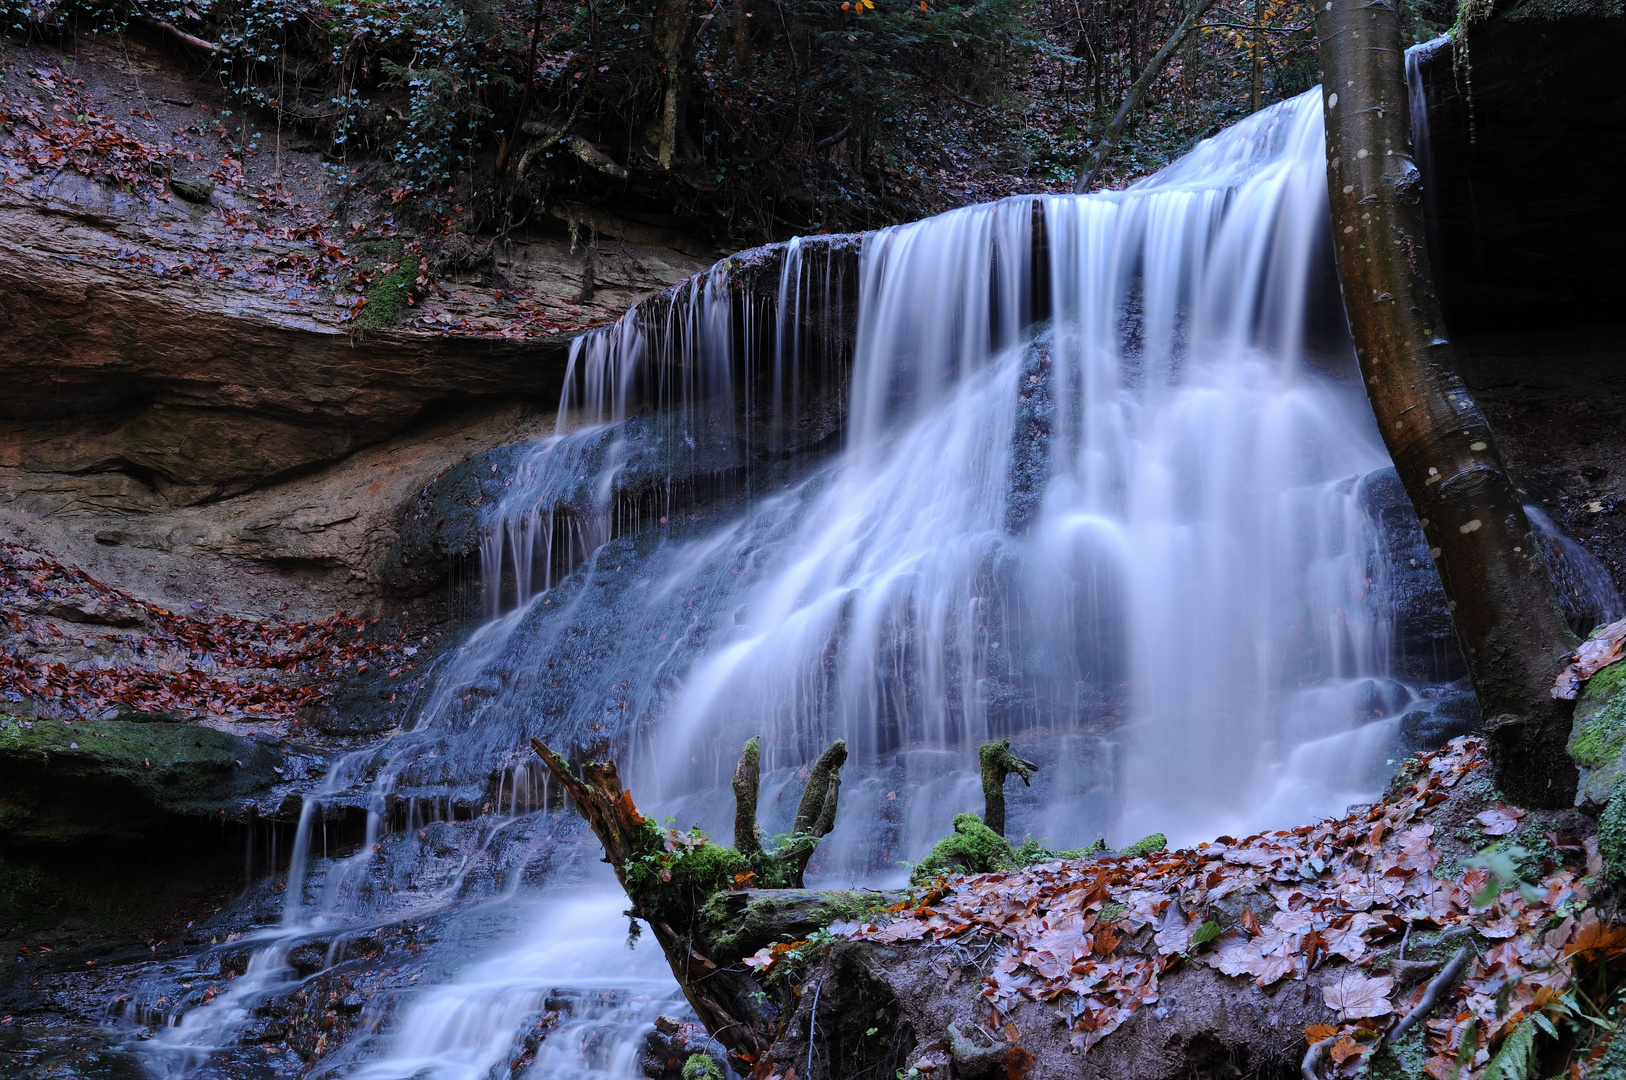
[1570, 662, 1626, 766]
[682, 1053, 724, 1080]
[1569, 661, 1626, 806]
[1600, 785, 1626, 882]
[354, 243, 419, 329]
[699, 888, 883, 961]
[911, 813, 1017, 884]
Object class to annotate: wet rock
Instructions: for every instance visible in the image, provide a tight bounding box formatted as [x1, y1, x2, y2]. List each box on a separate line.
[642, 1017, 731, 1080]
[1354, 677, 1414, 723]
[1567, 660, 1626, 810]
[0, 719, 282, 844]
[419, 821, 463, 858]
[1398, 692, 1481, 754]
[297, 703, 398, 737]
[382, 443, 536, 596]
[6, 593, 147, 628]
[1415, 8, 1626, 334]
[168, 176, 214, 203]
[1357, 467, 1466, 684]
[287, 942, 330, 976]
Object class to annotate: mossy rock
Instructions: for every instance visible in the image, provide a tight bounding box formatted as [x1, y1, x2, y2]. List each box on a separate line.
[1567, 659, 1626, 809]
[0, 718, 282, 845]
[356, 249, 418, 329]
[1599, 786, 1626, 883]
[911, 813, 1018, 884]
[682, 1053, 724, 1080]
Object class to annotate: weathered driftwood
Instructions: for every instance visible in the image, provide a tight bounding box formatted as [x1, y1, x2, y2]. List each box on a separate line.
[1313, 0, 1578, 805]
[529, 735, 851, 1074]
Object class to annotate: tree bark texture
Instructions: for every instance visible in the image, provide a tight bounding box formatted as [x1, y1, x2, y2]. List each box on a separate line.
[978, 739, 1038, 837]
[653, 0, 696, 169]
[529, 739, 778, 1072]
[1313, 0, 1579, 806]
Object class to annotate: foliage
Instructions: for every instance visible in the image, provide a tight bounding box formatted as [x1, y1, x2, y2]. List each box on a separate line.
[911, 812, 1019, 884]
[0, 541, 410, 721]
[8, 0, 1456, 240]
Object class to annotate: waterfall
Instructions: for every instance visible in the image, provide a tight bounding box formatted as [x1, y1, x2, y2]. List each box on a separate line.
[133, 81, 1473, 1080]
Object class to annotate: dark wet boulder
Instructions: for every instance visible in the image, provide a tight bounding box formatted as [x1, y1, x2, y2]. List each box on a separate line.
[0, 715, 284, 933]
[381, 442, 537, 595]
[1357, 466, 1467, 684]
[1398, 692, 1482, 755]
[0, 718, 282, 844]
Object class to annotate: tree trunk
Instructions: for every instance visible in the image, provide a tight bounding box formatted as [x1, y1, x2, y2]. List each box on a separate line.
[1249, 0, 1264, 112]
[652, 0, 696, 169]
[731, 0, 752, 76]
[528, 736, 851, 1074]
[1313, 0, 1579, 806]
[978, 739, 1037, 837]
[1073, 0, 1221, 193]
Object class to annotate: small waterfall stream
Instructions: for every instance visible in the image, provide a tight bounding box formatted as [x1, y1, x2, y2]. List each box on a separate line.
[129, 72, 1548, 1080]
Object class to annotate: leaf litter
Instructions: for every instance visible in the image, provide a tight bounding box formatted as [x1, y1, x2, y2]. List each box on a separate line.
[0, 541, 409, 723]
[834, 738, 1618, 1076]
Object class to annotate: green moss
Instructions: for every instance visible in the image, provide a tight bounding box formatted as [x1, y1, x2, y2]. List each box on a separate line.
[1118, 833, 1168, 858]
[1362, 1022, 1430, 1079]
[0, 719, 280, 844]
[624, 820, 749, 924]
[700, 888, 881, 960]
[910, 813, 1017, 885]
[682, 1053, 724, 1080]
[1570, 662, 1626, 767]
[1600, 785, 1626, 882]
[355, 248, 417, 329]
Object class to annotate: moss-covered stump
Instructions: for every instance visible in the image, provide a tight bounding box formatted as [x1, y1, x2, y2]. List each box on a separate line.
[698, 888, 902, 963]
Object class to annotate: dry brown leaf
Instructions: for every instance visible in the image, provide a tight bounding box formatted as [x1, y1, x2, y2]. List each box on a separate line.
[1565, 920, 1626, 959]
[1304, 1023, 1338, 1044]
[1322, 973, 1395, 1020]
[1474, 807, 1524, 837]
[1329, 1036, 1364, 1065]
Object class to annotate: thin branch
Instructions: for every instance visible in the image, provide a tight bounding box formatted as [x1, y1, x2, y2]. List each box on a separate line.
[1301, 1036, 1335, 1080]
[130, 14, 222, 54]
[1195, 20, 1312, 33]
[1073, 0, 1222, 193]
[1387, 946, 1472, 1043]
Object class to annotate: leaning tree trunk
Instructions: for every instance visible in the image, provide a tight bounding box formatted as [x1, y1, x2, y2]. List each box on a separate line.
[1314, 0, 1579, 806]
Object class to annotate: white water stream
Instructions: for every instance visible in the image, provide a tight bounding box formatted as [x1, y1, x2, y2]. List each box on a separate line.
[136, 81, 1470, 1079]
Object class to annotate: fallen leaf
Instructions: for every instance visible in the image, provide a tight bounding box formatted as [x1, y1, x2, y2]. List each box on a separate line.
[1322, 973, 1395, 1020]
[1475, 807, 1524, 837]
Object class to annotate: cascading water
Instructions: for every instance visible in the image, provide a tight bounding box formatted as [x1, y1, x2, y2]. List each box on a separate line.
[130, 76, 1489, 1080]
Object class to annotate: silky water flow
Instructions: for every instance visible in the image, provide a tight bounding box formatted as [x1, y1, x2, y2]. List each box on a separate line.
[129, 73, 1600, 1080]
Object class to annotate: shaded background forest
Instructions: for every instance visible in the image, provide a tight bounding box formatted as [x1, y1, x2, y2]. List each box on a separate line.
[6, 0, 1451, 243]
